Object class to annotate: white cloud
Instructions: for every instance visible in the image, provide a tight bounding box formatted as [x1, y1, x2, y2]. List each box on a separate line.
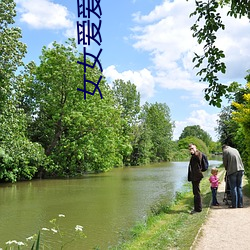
[16, 0, 74, 35]
[173, 110, 219, 141]
[103, 65, 155, 103]
[130, 0, 250, 95]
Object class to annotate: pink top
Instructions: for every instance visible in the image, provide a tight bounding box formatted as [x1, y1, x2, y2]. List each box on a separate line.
[209, 175, 219, 188]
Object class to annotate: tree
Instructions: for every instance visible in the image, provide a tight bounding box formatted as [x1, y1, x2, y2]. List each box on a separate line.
[178, 136, 209, 156]
[112, 79, 140, 124]
[0, 0, 27, 109]
[24, 39, 127, 175]
[140, 102, 174, 162]
[231, 78, 250, 176]
[112, 79, 140, 165]
[216, 106, 239, 147]
[179, 125, 212, 146]
[0, 0, 47, 182]
[190, 0, 250, 107]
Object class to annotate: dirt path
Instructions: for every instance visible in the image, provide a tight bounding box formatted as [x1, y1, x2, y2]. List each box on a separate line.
[192, 174, 250, 250]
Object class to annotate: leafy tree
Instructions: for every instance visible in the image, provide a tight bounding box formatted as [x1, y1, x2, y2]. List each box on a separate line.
[216, 106, 239, 147]
[178, 136, 209, 156]
[24, 39, 127, 175]
[112, 79, 140, 165]
[129, 122, 153, 166]
[140, 102, 174, 162]
[231, 81, 250, 176]
[179, 125, 212, 146]
[0, 0, 47, 182]
[112, 79, 140, 124]
[189, 0, 250, 107]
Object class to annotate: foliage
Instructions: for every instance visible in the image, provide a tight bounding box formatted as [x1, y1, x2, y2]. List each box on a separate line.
[0, 0, 49, 182]
[216, 106, 240, 147]
[23, 39, 127, 175]
[140, 102, 174, 162]
[189, 0, 250, 107]
[112, 79, 140, 124]
[209, 141, 222, 154]
[179, 125, 212, 146]
[178, 136, 209, 156]
[231, 82, 250, 176]
[112, 79, 141, 165]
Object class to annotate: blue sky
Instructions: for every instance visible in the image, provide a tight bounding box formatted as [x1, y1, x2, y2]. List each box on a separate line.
[14, 0, 250, 141]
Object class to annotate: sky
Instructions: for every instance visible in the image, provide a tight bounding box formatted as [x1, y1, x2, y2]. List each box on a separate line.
[13, 0, 250, 141]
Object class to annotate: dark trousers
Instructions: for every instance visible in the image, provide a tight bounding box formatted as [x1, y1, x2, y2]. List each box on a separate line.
[192, 181, 202, 212]
[211, 187, 218, 205]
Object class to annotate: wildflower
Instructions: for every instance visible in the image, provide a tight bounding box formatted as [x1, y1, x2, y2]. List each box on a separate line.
[26, 236, 34, 241]
[6, 240, 17, 245]
[42, 228, 50, 231]
[58, 214, 65, 217]
[51, 228, 58, 233]
[17, 242, 25, 246]
[5, 240, 25, 246]
[75, 225, 83, 232]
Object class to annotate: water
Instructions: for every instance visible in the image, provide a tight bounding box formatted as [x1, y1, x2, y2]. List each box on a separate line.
[0, 160, 221, 249]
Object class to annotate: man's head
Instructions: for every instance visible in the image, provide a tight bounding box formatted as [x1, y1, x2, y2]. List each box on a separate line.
[188, 143, 197, 155]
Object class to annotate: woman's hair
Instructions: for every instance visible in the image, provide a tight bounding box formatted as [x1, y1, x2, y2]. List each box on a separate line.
[211, 167, 218, 174]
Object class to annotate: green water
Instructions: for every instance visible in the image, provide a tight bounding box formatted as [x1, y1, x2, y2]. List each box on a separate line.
[0, 160, 221, 249]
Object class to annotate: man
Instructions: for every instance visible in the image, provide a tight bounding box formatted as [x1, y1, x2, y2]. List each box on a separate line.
[188, 143, 204, 214]
[222, 144, 244, 208]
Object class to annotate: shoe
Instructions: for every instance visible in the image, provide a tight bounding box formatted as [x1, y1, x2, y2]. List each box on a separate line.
[190, 209, 201, 214]
[212, 203, 220, 206]
[228, 205, 236, 208]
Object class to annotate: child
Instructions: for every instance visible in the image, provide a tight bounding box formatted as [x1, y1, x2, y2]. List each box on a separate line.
[209, 168, 220, 206]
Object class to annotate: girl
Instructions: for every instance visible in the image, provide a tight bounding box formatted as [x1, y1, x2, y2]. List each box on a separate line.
[209, 168, 220, 206]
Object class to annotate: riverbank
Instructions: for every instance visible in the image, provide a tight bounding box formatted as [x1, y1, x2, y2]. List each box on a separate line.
[111, 169, 221, 249]
[110, 168, 241, 250]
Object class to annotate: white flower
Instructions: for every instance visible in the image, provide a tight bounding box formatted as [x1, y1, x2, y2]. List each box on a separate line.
[51, 228, 58, 233]
[58, 214, 65, 217]
[6, 240, 17, 245]
[26, 236, 34, 241]
[17, 242, 25, 246]
[42, 227, 50, 231]
[75, 225, 83, 231]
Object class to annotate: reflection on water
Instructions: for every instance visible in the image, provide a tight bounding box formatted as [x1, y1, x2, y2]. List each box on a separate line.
[0, 160, 221, 249]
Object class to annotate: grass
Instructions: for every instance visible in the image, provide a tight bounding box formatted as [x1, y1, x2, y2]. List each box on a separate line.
[111, 169, 225, 250]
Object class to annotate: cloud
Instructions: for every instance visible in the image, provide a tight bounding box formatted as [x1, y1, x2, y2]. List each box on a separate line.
[173, 110, 219, 141]
[16, 0, 74, 35]
[130, 0, 250, 93]
[103, 65, 156, 103]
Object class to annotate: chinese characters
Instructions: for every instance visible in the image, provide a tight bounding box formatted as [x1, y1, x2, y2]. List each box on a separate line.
[76, 0, 103, 99]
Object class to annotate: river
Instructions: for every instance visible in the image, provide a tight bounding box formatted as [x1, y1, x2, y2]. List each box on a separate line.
[0, 160, 221, 249]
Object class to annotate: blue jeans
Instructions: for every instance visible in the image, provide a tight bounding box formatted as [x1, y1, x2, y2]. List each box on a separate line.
[211, 187, 218, 205]
[228, 170, 244, 208]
